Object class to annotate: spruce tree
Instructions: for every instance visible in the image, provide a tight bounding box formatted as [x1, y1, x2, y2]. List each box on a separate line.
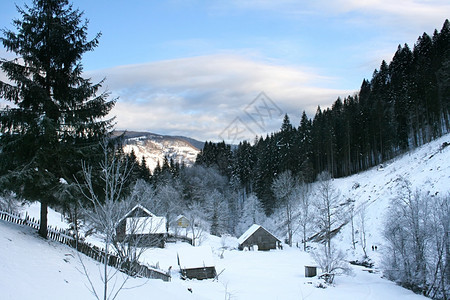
[0, 0, 115, 238]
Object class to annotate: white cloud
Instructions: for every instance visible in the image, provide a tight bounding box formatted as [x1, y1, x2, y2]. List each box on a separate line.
[89, 54, 352, 142]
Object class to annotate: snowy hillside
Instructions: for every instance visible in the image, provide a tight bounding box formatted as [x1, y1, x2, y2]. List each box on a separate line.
[328, 133, 450, 258]
[1, 134, 448, 299]
[119, 131, 202, 171]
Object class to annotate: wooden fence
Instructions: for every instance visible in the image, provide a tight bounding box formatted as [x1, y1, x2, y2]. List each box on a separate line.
[0, 209, 171, 282]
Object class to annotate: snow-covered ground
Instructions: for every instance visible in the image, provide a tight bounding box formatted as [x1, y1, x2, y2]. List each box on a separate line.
[1, 133, 449, 299]
[329, 134, 450, 263]
[0, 219, 428, 300]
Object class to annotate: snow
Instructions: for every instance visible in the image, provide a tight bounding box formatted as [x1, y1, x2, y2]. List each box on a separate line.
[324, 133, 450, 264]
[177, 246, 216, 269]
[0, 219, 428, 299]
[1, 134, 449, 299]
[0, 220, 204, 300]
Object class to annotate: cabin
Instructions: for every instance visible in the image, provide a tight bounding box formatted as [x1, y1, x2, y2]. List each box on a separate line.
[177, 246, 217, 280]
[116, 204, 166, 248]
[238, 224, 281, 251]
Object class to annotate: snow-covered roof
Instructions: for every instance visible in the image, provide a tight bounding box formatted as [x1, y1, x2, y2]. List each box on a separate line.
[128, 204, 155, 217]
[126, 216, 166, 234]
[177, 246, 215, 269]
[118, 204, 155, 224]
[237, 224, 280, 245]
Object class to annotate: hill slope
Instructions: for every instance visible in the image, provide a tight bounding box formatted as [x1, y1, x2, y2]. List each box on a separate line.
[328, 133, 450, 259]
[117, 131, 203, 171]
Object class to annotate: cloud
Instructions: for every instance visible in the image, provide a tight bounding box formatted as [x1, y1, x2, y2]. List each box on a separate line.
[225, 0, 450, 25]
[88, 54, 352, 142]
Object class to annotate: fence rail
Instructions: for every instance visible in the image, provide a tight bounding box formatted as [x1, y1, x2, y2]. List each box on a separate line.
[0, 209, 171, 282]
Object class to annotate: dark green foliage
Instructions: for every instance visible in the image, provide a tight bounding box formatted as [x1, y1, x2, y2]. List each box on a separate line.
[0, 0, 115, 237]
[195, 140, 232, 178]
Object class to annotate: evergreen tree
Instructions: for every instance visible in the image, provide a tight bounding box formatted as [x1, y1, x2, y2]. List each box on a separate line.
[277, 114, 296, 173]
[0, 0, 115, 238]
[390, 44, 413, 151]
[296, 111, 314, 181]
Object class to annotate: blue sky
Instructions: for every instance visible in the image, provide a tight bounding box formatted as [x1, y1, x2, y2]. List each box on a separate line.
[1, 0, 449, 142]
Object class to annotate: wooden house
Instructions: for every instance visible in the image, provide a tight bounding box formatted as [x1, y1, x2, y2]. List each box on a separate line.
[177, 246, 217, 280]
[176, 215, 189, 228]
[171, 214, 190, 237]
[116, 204, 166, 248]
[238, 224, 281, 251]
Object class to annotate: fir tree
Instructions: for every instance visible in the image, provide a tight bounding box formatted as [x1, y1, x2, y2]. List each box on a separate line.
[0, 0, 115, 238]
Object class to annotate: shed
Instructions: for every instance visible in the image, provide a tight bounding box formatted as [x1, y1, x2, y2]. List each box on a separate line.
[177, 246, 217, 280]
[238, 224, 281, 251]
[116, 204, 166, 248]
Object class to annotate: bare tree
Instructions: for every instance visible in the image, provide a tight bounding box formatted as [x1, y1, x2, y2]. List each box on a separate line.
[297, 181, 313, 251]
[184, 201, 209, 246]
[77, 140, 142, 300]
[272, 170, 299, 247]
[358, 202, 369, 259]
[312, 242, 350, 284]
[384, 178, 448, 299]
[206, 189, 229, 236]
[152, 182, 183, 233]
[312, 171, 348, 282]
[429, 194, 449, 300]
[236, 193, 266, 236]
[313, 171, 343, 255]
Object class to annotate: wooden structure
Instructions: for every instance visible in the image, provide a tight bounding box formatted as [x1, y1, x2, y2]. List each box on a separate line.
[238, 224, 281, 251]
[305, 266, 317, 277]
[176, 215, 189, 228]
[116, 204, 166, 248]
[177, 246, 217, 280]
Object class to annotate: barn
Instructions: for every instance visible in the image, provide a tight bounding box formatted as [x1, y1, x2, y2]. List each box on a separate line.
[116, 204, 166, 248]
[177, 246, 217, 280]
[238, 224, 281, 251]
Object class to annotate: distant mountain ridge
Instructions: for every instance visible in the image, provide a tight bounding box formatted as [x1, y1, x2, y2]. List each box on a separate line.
[114, 131, 204, 171]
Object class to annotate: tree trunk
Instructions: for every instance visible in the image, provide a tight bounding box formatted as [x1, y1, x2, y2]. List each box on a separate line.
[38, 200, 48, 238]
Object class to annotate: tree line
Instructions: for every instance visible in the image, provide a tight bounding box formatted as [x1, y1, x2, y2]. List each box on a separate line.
[196, 20, 450, 214]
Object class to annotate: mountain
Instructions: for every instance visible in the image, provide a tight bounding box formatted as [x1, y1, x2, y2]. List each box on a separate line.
[114, 131, 204, 171]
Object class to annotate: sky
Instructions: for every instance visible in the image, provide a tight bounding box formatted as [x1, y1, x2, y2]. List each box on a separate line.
[1, 0, 449, 143]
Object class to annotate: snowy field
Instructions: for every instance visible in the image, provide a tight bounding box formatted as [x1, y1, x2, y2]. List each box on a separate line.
[0, 220, 428, 300]
[1, 133, 449, 299]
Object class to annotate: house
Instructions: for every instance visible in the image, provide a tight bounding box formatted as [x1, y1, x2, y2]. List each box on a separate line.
[238, 224, 281, 251]
[177, 246, 217, 280]
[116, 204, 166, 248]
[176, 215, 190, 228]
